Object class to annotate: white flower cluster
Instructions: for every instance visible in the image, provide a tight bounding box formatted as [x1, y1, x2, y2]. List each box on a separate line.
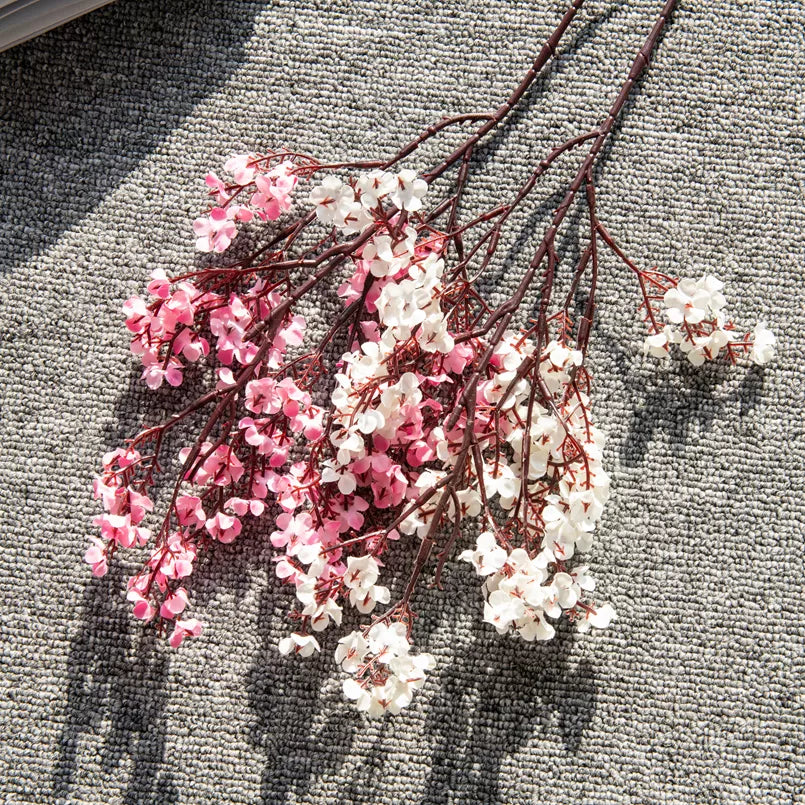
[454, 334, 615, 640]
[460, 534, 615, 640]
[336, 622, 435, 717]
[278, 631, 321, 658]
[483, 335, 610, 553]
[309, 168, 427, 232]
[399, 336, 610, 546]
[326, 220, 456, 476]
[644, 274, 776, 366]
[342, 555, 391, 614]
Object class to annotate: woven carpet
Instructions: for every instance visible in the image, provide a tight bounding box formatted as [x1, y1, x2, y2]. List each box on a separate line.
[1, 0, 803, 802]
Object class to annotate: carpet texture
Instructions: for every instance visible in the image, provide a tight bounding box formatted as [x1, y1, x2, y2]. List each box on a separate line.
[1, 0, 803, 803]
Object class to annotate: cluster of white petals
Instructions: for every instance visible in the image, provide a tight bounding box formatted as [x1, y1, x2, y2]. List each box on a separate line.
[308, 168, 428, 234]
[452, 333, 615, 636]
[461, 536, 614, 640]
[749, 321, 777, 365]
[278, 631, 321, 658]
[644, 274, 776, 366]
[336, 623, 436, 717]
[342, 555, 391, 614]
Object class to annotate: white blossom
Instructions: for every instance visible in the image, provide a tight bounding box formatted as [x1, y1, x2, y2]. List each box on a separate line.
[309, 175, 355, 228]
[750, 321, 776, 365]
[663, 275, 724, 325]
[458, 531, 507, 576]
[343, 555, 381, 590]
[356, 169, 396, 209]
[349, 583, 391, 614]
[335, 631, 369, 673]
[390, 169, 428, 212]
[278, 632, 321, 657]
[576, 603, 617, 633]
[337, 624, 435, 717]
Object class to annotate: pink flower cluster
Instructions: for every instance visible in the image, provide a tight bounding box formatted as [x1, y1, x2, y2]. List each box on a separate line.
[95, 243, 328, 643]
[193, 155, 298, 253]
[123, 267, 308, 390]
[88, 447, 203, 646]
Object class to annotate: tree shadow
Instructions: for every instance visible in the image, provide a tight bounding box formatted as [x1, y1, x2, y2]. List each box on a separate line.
[420, 621, 596, 805]
[620, 360, 768, 467]
[52, 566, 178, 805]
[0, 0, 258, 272]
[246, 584, 356, 804]
[51, 356, 228, 803]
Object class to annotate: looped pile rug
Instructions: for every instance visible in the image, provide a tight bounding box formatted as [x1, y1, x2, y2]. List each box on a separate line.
[1, 1, 803, 802]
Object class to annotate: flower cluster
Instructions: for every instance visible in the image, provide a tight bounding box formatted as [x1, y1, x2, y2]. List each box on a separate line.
[193, 153, 299, 253]
[123, 266, 308, 391]
[462, 535, 615, 640]
[100, 254, 325, 639]
[642, 273, 776, 366]
[309, 168, 427, 233]
[88, 147, 776, 719]
[85, 2, 778, 722]
[336, 623, 436, 718]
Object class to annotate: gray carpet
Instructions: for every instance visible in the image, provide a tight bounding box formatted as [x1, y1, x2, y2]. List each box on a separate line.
[1, 0, 804, 802]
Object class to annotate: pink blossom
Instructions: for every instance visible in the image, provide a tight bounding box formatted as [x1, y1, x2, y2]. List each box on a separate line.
[245, 378, 281, 415]
[251, 162, 297, 220]
[94, 513, 150, 549]
[160, 587, 189, 619]
[291, 405, 324, 441]
[225, 497, 266, 517]
[216, 367, 237, 390]
[224, 154, 257, 185]
[146, 269, 171, 300]
[173, 328, 209, 363]
[156, 532, 197, 580]
[140, 353, 184, 390]
[271, 511, 316, 550]
[169, 618, 203, 648]
[193, 207, 238, 253]
[359, 321, 381, 342]
[338, 265, 369, 305]
[175, 495, 206, 529]
[334, 494, 370, 532]
[102, 446, 141, 471]
[83, 537, 108, 577]
[274, 557, 302, 583]
[93, 479, 152, 519]
[122, 296, 151, 333]
[275, 314, 306, 349]
[205, 512, 243, 544]
[441, 341, 474, 374]
[181, 444, 244, 487]
[276, 377, 310, 417]
[205, 171, 228, 203]
[160, 285, 196, 328]
[209, 295, 255, 364]
[127, 589, 156, 621]
[268, 463, 313, 511]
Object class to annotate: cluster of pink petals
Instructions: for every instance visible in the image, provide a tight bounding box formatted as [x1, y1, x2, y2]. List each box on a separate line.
[123, 270, 309, 391]
[88, 448, 154, 576]
[194, 155, 298, 253]
[93, 247, 325, 643]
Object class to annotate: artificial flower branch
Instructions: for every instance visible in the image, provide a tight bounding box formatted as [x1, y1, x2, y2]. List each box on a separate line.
[87, 0, 775, 718]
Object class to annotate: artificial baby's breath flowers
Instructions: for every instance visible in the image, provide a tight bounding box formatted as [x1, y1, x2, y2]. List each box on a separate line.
[85, 0, 775, 719]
